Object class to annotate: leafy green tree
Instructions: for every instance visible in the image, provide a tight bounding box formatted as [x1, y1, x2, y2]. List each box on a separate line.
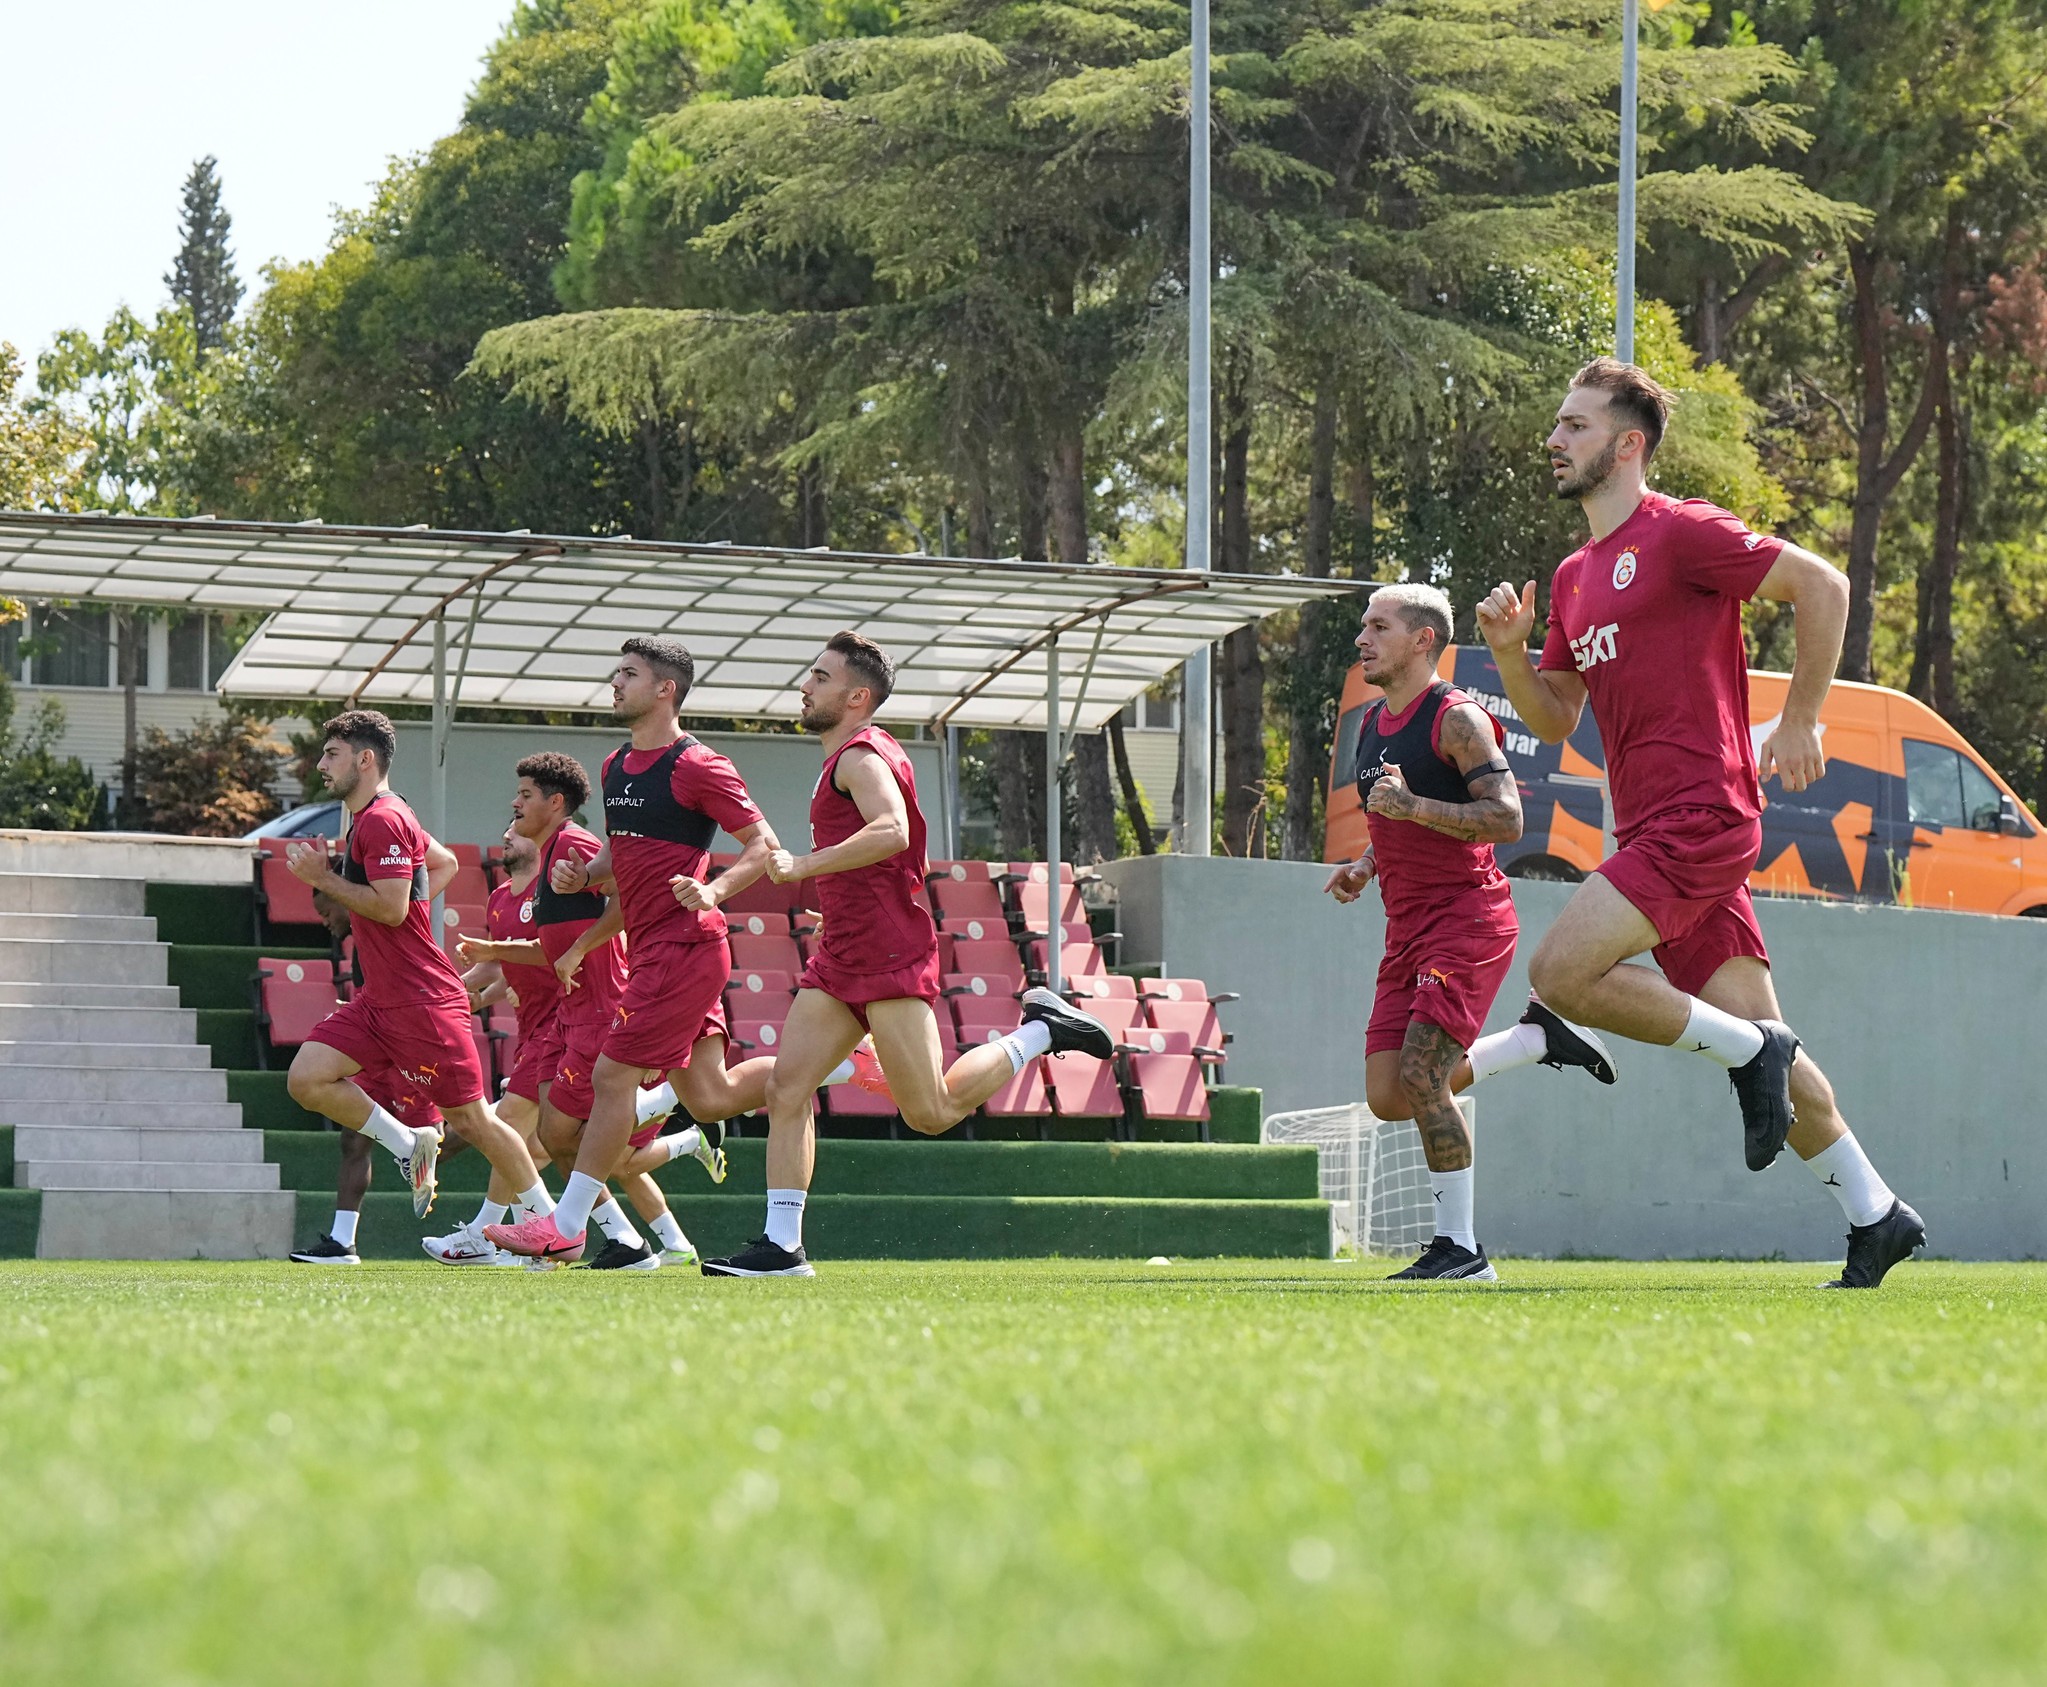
[166, 156, 243, 353]
[0, 343, 84, 513]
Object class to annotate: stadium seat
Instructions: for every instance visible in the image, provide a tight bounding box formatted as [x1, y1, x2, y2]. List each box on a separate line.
[823, 1081, 896, 1119]
[1082, 998, 1146, 1041]
[1143, 998, 1228, 1063]
[927, 859, 996, 884]
[1045, 1053, 1126, 1129]
[728, 968, 800, 1006]
[1000, 861, 1078, 884]
[1126, 1040, 1211, 1133]
[949, 990, 1023, 1042]
[723, 876, 803, 917]
[254, 958, 341, 1068]
[930, 877, 1007, 923]
[978, 1044, 1051, 1121]
[438, 902, 487, 954]
[1064, 972, 1138, 1003]
[951, 939, 1026, 986]
[254, 851, 322, 935]
[937, 915, 1007, 944]
[731, 910, 794, 939]
[1137, 977, 1240, 1006]
[1027, 938, 1104, 980]
[728, 1017, 787, 1055]
[729, 932, 804, 975]
[448, 864, 492, 907]
[1012, 879, 1085, 932]
[448, 842, 484, 870]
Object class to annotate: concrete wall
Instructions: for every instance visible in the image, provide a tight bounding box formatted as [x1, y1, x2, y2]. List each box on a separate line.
[1099, 855, 2047, 1261]
[387, 721, 943, 851]
[0, 830, 258, 884]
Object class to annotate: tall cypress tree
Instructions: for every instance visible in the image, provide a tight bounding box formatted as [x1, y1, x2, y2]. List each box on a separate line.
[165, 157, 242, 352]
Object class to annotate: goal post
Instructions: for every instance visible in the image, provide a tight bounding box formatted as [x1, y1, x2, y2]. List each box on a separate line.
[1261, 1101, 1475, 1257]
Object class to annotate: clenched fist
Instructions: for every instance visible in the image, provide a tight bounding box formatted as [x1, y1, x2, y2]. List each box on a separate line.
[1364, 760, 1417, 820]
[764, 849, 802, 884]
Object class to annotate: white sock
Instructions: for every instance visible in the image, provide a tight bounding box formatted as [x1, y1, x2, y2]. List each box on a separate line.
[330, 1209, 359, 1247]
[635, 1081, 679, 1126]
[824, 1057, 857, 1085]
[591, 1197, 643, 1247]
[1804, 1133, 1896, 1228]
[1430, 1166, 1476, 1251]
[1465, 1020, 1547, 1085]
[660, 1126, 703, 1162]
[1677, 998, 1766, 1068]
[515, 1182, 555, 1218]
[555, 1170, 604, 1238]
[474, 1199, 509, 1230]
[357, 1104, 416, 1161]
[650, 1212, 689, 1253]
[994, 1019, 1054, 1075]
[766, 1188, 806, 1252]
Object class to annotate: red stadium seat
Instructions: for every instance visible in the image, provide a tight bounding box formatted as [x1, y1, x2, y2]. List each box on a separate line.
[1137, 977, 1240, 1006]
[1063, 972, 1138, 1003]
[1046, 1054, 1125, 1125]
[930, 877, 1007, 923]
[255, 958, 341, 1067]
[823, 1082, 896, 1118]
[937, 915, 1007, 944]
[949, 991, 1023, 1042]
[981, 1053, 1050, 1118]
[437, 902, 487, 954]
[1143, 998, 1227, 1062]
[1001, 861, 1076, 884]
[728, 968, 800, 1006]
[951, 939, 1025, 986]
[448, 842, 484, 870]
[730, 910, 793, 939]
[448, 864, 492, 907]
[1028, 939, 1104, 980]
[1013, 879, 1085, 931]
[255, 851, 322, 933]
[723, 876, 803, 917]
[729, 932, 803, 975]
[1081, 998, 1146, 1040]
[1127, 1044, 1211, 1130]
[728, 1017, 789, 1055]
[927, 859, 997, 886]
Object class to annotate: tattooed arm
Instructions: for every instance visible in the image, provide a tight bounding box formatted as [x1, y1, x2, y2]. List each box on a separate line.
[1362, 703, 1522, 844]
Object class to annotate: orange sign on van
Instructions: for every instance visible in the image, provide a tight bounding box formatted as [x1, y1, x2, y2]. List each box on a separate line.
[1325, 647, 2047, 919]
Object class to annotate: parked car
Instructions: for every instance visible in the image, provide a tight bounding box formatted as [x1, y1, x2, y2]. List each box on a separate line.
[244, 800, 343, 842]
[1326, 646, 2047, 918]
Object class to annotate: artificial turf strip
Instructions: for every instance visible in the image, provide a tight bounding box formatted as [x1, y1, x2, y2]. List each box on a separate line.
[194, 1010, 262, 1071]
[168, 944, 330, 1012]
[263, 1133, 1320, 1200]
[144, 882, 258, 948]
[300, 1191, 1334, 1260]
[0, 1189, 37, 1256]
[1, 1261, 2040, 1686]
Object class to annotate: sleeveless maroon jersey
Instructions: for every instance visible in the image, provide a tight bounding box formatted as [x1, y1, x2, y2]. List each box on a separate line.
[1358, 682, 1511, 915]
[810, 724, 938, 972]
[486, 870, 558, 1042]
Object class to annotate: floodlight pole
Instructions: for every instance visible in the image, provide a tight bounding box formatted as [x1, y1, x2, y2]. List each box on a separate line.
[430, 611, 449, 935]
[1616, 0, 1639, 363]
[1045, 635, 1062, 994]
[1181, 0, 1213, 857]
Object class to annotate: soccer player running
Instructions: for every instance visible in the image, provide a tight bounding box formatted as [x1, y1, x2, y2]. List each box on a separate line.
[1477, 357, 1924, 1288]
[701, 631, 1113, 1279]
[284, 710, 557, 1225]
[487, 640, 794, 1264]
[1324, 584, 1618, 1281]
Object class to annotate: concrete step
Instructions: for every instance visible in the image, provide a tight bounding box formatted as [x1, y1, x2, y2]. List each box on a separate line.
[0, 1099, 242, 1130]
[0, 939, 168, 987]
[35, 1189, 296, 1257]
[0, 982, 183, 1009]
[0, 872, 145, 916]
[11, 1125, 266, 1163]
[0, 1063, 227, 1102]
[0, 1040, 211, 1069]
[0, 1004, 198, 1042]
[19, 1160, 280, 1191]
[0, 911, 158, 942]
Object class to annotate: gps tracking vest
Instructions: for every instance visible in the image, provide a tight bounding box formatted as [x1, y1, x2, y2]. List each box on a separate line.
[602, 736, 718, 849]
[532, 825, 606, 927]
[1356, 681, 1484, 809]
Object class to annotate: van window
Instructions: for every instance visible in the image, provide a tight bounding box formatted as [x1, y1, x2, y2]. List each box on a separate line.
[1904, 738, 2004, 832]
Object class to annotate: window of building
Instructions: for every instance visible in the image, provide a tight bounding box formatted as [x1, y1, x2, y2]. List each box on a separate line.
[167, 612, 233, 690]
[1118, 691, 1181, 732]
[30, 605, 112, 688]
[0, 613, 20, 680]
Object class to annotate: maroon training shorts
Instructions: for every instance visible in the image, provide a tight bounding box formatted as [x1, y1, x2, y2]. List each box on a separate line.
[1597, 808, 1769, 996]
[601, 939, 730, 1074]
[1365, 889, 1519, 1056]
[800, 944, 943, 1031]
[310, 993, 485, 1110]
[505, 1019, 564, 1105]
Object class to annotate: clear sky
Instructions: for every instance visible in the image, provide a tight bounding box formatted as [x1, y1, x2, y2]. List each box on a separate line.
[1, 0, 518, 372]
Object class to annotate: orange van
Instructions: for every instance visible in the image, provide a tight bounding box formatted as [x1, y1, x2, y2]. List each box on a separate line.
[1325, 646, 2047, 918]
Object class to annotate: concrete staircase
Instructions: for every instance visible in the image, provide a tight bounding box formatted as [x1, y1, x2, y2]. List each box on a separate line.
[0, 872, 293, 1258]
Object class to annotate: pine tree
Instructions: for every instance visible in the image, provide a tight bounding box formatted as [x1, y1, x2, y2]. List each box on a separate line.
[165, 157, 242, 353]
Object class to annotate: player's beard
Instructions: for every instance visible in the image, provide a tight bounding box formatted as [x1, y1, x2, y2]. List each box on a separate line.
[327, 762, 360, 801]
[1554, 435, 1620, 500]
[503, 838, 539, 873]
[800, 696, 842, 734]
[611, 691, 651, 726]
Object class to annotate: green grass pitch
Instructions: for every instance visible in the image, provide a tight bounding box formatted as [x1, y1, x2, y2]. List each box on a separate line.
[2, 1258, 2041, 1686]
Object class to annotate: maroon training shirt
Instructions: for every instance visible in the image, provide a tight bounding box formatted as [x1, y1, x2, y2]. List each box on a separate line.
[342, 792, 469, 1007]
[600, 738, 764, 946]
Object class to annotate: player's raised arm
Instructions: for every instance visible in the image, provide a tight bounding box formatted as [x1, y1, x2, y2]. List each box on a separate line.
[769, 746, 908, 881]
[1476, 579, 1586, 744]
[1751, 543, 1850, 795]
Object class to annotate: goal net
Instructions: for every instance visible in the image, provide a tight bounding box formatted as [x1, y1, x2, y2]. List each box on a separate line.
[1261, 1101, 1475, 1257]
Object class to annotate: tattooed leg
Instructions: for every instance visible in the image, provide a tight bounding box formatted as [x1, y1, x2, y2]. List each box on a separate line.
[1399, 1020, 1472, 1173]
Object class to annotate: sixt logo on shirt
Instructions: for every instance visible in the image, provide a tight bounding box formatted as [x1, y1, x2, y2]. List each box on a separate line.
[1569, 622, 1620, 672]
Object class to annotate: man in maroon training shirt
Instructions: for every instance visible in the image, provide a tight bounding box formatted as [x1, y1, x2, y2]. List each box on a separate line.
[284, 710, 555, 1224]
[702, 630, 1111, 1279]
[1479, 357, 1923, 1288]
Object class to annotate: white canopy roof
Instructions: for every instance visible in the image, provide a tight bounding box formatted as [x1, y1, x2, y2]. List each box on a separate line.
[0, 513, 1357, 731]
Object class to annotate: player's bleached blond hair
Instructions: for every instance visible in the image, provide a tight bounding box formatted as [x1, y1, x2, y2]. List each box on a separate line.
[1368, 582, 1454, 657]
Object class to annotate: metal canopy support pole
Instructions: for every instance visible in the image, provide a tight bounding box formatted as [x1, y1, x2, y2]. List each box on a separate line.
[430, 611, 449, 936]
[945, 723, 962, 858]
[1181, 0, 1213, 856]
[1044, 634, 1062, 996]
[1616, 0, 1639, 363]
